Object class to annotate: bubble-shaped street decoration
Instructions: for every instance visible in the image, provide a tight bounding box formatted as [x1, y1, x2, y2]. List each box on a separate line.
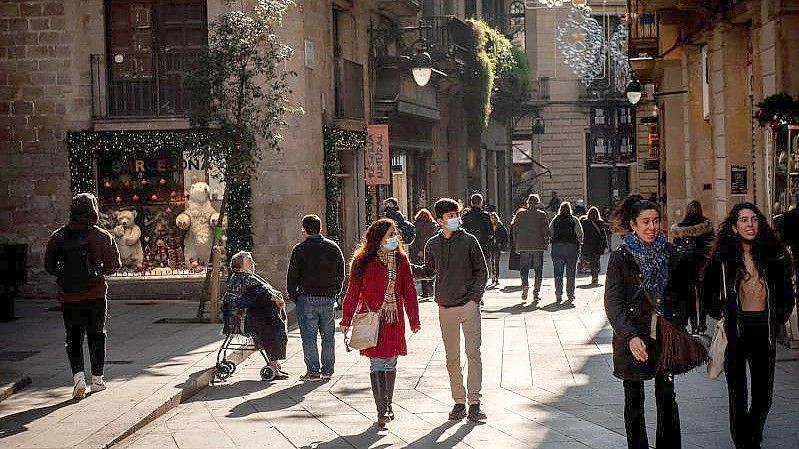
[556, 5, 605, 84]
[608, 21, 632, 93]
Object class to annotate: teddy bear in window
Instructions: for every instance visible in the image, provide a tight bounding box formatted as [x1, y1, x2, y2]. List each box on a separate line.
[113, 209, 145, 270]
[176, 181, 219, 271]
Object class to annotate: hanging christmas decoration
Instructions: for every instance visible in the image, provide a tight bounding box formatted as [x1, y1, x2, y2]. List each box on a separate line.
[323, 126, 367, 243]
[556, 5, 605, 84]
[608, 21, 632, 94]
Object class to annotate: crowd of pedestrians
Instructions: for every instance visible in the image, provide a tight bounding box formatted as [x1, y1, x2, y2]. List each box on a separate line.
[45, 188, 797, 448]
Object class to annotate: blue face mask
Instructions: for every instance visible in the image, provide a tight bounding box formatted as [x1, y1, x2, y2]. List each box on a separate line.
[383, 236, 399, 251]
[446, 217, 461, 231]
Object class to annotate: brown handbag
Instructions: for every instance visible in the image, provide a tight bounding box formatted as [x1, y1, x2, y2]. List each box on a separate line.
[643, 290, 709, 375]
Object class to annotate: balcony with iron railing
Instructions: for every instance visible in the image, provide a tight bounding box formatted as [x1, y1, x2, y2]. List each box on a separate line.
[420, 15, 472, 64]
[628, 6, 659, 59]
[91, 51, 200, 119]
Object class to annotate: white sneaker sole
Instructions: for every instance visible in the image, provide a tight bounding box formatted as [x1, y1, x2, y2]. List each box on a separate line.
[73, 384, 87, 399]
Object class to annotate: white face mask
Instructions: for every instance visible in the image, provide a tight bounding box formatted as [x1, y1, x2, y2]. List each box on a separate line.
[446, 217, 461, 231]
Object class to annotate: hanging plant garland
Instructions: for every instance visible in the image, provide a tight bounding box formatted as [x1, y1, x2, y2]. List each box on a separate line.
[65, 130, 207, 195]
[323, 126, 366, 243]
[756, 93, 799, 131]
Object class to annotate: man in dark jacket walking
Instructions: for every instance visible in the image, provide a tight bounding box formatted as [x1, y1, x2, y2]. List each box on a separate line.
[413, 198, 489, 423]
[45, 193, 121, 399]
[461, 193, 493, 259]
[287, 214, 346, 381]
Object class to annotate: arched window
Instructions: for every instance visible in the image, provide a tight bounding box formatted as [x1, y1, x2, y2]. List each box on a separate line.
[509, 1, 525, 50]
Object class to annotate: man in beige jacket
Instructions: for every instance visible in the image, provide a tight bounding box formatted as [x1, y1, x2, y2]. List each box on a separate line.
[511, 194, 550, 301]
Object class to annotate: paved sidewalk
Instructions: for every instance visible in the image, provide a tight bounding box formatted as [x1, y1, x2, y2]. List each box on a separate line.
[115, 255, 799, 449]
[0, 300, 246, 449]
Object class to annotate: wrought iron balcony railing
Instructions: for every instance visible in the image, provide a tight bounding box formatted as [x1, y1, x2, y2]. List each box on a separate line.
[91, 51, 200, 119]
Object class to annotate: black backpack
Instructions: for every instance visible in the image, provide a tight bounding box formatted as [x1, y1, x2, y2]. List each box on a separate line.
[399, 220, 416, 246]
[58, 229, 100, 293]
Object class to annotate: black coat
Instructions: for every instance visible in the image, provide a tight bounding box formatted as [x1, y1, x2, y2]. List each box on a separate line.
[461, 207, 493, 253]
[701, 254, 795, 350]
[580, 218, 607, 257]
[492, 223, 509, 251]
[409, 220, 437, 265]
[671, 217, 713, 286]
[225, 272, 288, 360]
[604, 243, 687, 381]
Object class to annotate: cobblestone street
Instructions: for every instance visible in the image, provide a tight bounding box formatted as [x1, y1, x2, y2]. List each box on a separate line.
[114, 255, 799, 449]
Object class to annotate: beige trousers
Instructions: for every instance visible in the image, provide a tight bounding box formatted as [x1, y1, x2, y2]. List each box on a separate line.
[438, 300, 482, 405]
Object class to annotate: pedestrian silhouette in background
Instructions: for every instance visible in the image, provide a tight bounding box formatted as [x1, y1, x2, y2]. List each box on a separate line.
[702, 203, 795, 449]
[461, 193, 494, 262]
[547, 191, 562, 214]
[488, 212, 508, 286]
[510, 194, 550, 302]
[340, 219, 420, 428]
[671, 200, 714, 334]
[45, 193, 121, 400]
[287, 214, 345, 381]
[409, 208, 437, 298]
[550, 202, 583, 303]
[413, 198, 488, 422]
[581, 206, 608, 286]
[604, 194, 685, 449]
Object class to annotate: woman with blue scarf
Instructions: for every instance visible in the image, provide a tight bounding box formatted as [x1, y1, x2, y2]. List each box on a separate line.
[604, 195, 687, 449]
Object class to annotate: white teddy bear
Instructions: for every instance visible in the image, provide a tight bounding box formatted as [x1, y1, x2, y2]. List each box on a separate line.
[113, 209, 145, 270]
[176, 182, 220, 270]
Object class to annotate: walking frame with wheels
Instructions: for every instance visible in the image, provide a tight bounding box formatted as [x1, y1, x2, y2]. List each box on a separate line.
[214, 289, 288, 382]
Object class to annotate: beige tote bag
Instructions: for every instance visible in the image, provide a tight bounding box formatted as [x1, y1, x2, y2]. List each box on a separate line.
[345, 299, 380, 351]
[707, 264, 728, 379]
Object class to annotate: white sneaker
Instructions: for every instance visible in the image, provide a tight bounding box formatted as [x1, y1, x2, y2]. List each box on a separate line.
[90, 375, 106, 393]
[73, 372, 87, 400]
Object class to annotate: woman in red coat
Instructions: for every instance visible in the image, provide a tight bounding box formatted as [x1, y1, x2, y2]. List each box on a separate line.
[340, 219, 421, 428]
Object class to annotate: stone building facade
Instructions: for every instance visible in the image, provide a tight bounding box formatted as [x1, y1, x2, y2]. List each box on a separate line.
[0, 0, 374, 296]
[636, 0, 799, 224]
[511, 0, 654, 213]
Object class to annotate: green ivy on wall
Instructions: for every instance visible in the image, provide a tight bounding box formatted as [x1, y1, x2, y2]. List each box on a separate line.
[323, 126, 367, 243]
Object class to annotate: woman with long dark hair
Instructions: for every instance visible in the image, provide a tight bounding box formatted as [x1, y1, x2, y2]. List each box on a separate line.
[409, 208, 437, 298]
[671, 200, 714, 334]
[550, 202, 583, 303]
[604, 194, 685, 449]
[340, 219, 421, 428]
[702, 203, 795, 449]
[581, 206, 608, 285]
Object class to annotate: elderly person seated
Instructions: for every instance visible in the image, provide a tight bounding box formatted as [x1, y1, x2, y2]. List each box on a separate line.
[226, 251, 288, 379]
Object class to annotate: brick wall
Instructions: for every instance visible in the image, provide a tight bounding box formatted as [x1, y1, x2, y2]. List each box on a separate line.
[0, 1, 85, 297]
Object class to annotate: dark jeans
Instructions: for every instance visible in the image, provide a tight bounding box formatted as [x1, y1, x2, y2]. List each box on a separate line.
[297, 296, 336, 376]
[725, 312, 775, 449]
[61, 299, 107, 376]
[623, 374, 681, 449]
[586, 253, 601, 283]
[685, 284, 707, 333]
[489, 247, 501, 281]
[519, 251, 544, 293]
[420, 280, 434, 297]
[551, 243, 579, 299]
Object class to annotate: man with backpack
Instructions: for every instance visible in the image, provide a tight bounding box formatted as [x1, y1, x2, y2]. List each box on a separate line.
[45, 193, 121, 399]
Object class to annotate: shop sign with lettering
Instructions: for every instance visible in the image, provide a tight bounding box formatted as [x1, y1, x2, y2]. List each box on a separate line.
[365, 125, 390, 185]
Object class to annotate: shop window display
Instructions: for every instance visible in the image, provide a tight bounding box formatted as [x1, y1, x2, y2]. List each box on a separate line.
[97, 149, 218, 275]
[773, 126, 799, 216]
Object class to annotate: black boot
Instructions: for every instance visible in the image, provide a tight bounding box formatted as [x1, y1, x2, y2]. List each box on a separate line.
[369, 372, 388, 427]
[384, 370, 396, 421]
